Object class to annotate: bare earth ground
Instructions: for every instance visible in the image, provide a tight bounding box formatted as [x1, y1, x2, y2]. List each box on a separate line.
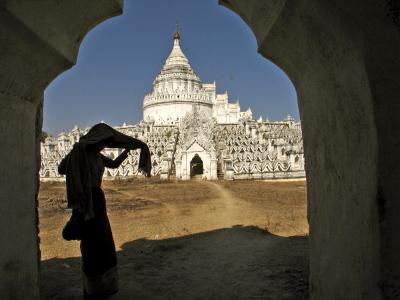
[39, 178, 308, 300]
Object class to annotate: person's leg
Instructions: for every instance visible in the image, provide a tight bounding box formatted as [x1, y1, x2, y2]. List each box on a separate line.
[81, 188, 118, 297]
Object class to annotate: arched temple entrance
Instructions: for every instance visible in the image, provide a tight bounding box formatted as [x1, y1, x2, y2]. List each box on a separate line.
[190, 154, 203, 178]
[1, 1, 400, 299]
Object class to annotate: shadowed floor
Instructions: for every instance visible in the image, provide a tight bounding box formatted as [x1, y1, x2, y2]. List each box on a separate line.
[41, 226, 308, 300]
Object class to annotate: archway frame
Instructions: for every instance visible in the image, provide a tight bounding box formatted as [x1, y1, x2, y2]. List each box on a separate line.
[219, 1, 400, 299]
[1, 1, 399, 299]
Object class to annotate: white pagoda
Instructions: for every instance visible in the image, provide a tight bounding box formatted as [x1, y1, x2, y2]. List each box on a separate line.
[143, 25, 243, 125]
[40, 26, 305, 181]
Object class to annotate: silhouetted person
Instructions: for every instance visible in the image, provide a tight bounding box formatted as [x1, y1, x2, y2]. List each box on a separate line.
[58, 123, 151, 299]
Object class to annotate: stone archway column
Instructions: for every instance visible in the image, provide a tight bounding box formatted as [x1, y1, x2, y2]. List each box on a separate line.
[0, 1, 123, 298]
[0, 94, 42, 298]
[220, 0, 400, 299]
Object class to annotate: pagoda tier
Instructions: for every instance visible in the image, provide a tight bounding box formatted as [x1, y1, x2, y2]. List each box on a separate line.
[143, 27, 215, 125]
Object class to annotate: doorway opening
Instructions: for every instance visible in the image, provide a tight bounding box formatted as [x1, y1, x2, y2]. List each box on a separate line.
[190, 154, 204, 178]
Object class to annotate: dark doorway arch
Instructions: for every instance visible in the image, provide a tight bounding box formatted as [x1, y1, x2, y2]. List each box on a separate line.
[190, 154, 203, 178]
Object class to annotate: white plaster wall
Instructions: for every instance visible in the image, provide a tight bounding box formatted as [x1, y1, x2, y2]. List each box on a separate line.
[0, 1, 123, 297]
[144, 103, 212, 124]
[0, 97, 40, 298]
[219, 0, 385, 298]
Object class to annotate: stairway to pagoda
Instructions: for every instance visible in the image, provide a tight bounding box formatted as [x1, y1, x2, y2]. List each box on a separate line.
[217, 161, 224, 180]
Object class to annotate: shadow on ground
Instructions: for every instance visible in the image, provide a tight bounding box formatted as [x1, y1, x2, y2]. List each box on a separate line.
[40, 226, 308, 300]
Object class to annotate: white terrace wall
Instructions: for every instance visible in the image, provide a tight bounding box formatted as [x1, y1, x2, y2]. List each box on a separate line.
[41, 120, 304, 181]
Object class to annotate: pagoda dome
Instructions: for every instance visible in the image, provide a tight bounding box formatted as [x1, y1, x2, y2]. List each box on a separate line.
[143, 26, 215, 125]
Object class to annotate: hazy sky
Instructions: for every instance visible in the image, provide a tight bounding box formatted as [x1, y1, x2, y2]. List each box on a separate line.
[43, 0, 298, 135]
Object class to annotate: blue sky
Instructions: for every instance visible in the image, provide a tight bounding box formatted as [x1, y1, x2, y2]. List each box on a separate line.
[43, 0, 298, 135]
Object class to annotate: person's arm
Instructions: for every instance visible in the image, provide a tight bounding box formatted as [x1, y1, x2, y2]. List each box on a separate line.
[101, 149, 129, 169]
[58, 154, 69, 175]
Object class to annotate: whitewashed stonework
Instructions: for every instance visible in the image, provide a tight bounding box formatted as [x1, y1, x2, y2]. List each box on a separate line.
[40, 28, 305, 181]
[143, 28, 240, 125]
[174, 107, 218, 180]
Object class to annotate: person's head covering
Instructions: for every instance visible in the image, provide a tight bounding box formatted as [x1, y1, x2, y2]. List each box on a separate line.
[61, 123, 152, 220]
[79, 123, 151, 175]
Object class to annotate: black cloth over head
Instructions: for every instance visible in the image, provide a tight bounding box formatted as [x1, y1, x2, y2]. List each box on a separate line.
[58, 123, 151, 220]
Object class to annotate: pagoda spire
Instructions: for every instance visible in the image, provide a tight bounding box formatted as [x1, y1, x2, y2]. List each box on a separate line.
[173, 21, 180, 41]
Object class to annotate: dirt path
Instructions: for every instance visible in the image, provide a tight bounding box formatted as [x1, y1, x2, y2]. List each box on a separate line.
[200, 181, 250, 223]
[39, 180, 309, 299]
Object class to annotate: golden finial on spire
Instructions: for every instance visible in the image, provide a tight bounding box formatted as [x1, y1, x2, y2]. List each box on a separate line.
[174, 21, 180, 40]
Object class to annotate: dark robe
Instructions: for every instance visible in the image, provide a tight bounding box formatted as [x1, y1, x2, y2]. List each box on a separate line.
[58, 123, 152, 298]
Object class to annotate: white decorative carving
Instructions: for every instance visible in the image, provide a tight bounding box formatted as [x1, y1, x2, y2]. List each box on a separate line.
[40, 28, 305, 181]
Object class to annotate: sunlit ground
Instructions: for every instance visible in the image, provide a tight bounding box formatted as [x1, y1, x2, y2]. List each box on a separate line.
[39, 178, 308, 300]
